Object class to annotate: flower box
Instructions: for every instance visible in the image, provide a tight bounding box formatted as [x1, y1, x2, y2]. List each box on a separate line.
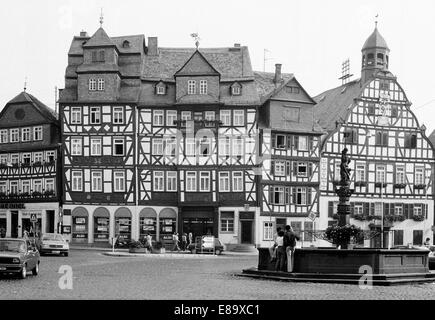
[414, 184, 426, 190]
[33, 161, 42, 167]
[354, 181, 367, 187]
[128, 247, 147, 254]
[375, 182, 387, 188]
[412, 215, 425, 222]
[394, 183, 406, 189]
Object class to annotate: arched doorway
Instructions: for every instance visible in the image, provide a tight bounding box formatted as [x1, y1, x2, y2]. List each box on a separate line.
[71, 207, 88, 243]
[159, 208, 177, 243]
[139, 208, 157, 241]
[114, 208, 132, 241]
[93, 207, 110, 242]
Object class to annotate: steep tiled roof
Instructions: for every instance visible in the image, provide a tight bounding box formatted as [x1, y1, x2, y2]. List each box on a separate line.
[6, 91, 58, 121]
[362, 27, 389, 51]
[253, 71, 294, 103]
[429, 130, 435, 149]
[83, 28, 116, 47]
[313, 79, 363, 133]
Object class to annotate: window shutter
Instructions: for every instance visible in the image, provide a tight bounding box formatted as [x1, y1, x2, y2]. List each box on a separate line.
[286, 161, 291, 176]
[271, 135, 276, 149]
[292, 187, 297, 205]
[352, 130, 357, 143]
[408, 204, 414, 219]
[269, 186, 274, 204]
[328, 201, 333, 217]
[391, 106, 398, 117]
[424, 204, 428, 219]
[285, 187, 290, 204]
[293, 136, 299, 150]
[270, 161, 275, 175]
[308, 162, 313, 176]
[364, 203, 369, 215]
[384, 203, 389, 216]
[287, 135, 293, 148]
[308, 136, 313, 150]
[293, 162, 298, 176]
[375, 132, 381, 145]
[350, 202, 355, 216]
[307, 188, 312, 204]
[370, 203, 374, 215]
[404, 204, 409, 218]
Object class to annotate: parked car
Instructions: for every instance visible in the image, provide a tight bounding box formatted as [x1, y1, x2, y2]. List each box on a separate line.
[38, 233, 69, 256]
[0, 238, 40, 279]
[188, 236, 224, 255]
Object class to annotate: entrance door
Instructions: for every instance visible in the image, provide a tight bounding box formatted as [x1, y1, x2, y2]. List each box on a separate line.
[11, 211, 18, 238]
[241, 220, 253, 244]
[46, 211, 55, 233]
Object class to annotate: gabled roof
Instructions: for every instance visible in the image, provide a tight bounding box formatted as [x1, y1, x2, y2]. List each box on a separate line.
[429, 130, 435, 149]
[362, 27, 389, 51]
[1, 91, 58, 122]
[313, 79, 363, 133]
[174, 50, 220, 77]
[253, 71, 294, 104]
[83, 27, 116, 48]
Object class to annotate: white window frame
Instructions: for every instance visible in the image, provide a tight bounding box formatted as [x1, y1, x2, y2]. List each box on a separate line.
[394, 205, 403, 216]
[22, 153, 31, 164]
[90, 138, 102, 156]
[204, 111, 215, 121]
[220, 110, 231, 126]
[199, 80, 207, 95]
[165, 138, 177, 157]
[89, 78, 97, 91]
[296, 187, 307, 205]
[33, 180, 43, 193]
[297, 162, 308, 177]
[220, 212, 235, 233]
[166, 110, 177, 127]
[113, 107, 124, 124]
[199, 172, 210, 192]
[376, 165, 386, 184]
[22, 180, 31, 194]
[219, 172, 230, 192]
[233, 137, 243, 156]
[219, 137, 231, 156]
[10, 181, 19, 194]
[114, 171, 125, 192]
[0, 129, 8, 144]
[156, 85, 166, 95]
[97, 78, 105, 91]
[45, 179, 55, 192]
[275, 161, 286, 177]
[91, 171, 103, 192]
[354, 204, 364, 215]
[33, 152, 43, 163]
[185, 138, 196, 156]
[199, 138, 211, 157]
[90, 107, 101, 124]
[11, 154, 19, 164]
[153, 171, 164, 192]
[273, 186, 285, 205]
[71, 107, 82, 124]
[181, 111, 192, 121]
[414, 205, 423, 216]
[21, 127, 31, 142]
[396, 166, 405, 184]
[188, 80, 196, 95]
[232, 171, 243, 192]
[72, 171, 83, 192]
[153, 110, 164, 126]
[0, 155, 8, 164]
[298, 136, 308, 151]
[233, 110, 245, 126]
[33, 126, 43, 141]
[71, 138, 82, 156]
[374, 202, 383, 216]
[47, 151, 56, 163]
[10, 129, 19, 143]
[0, 181, 7, 193]
[415, 167, 424, 185]
[153, 138, 164, 155]
[166, 171, 177, 192]
[356, 164, 366, 182]
[186, 171, 197, 192]
[232, 86, 241, 96]
[113, 139, 125, 156]
[263, 222, 274, 241]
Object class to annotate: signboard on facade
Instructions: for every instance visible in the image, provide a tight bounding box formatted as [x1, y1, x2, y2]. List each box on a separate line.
[0, 203, 25, 209]
[239, 212, 255, 220]
[308, 211, 317, 221]
[62, 226, 71, 234]
[30, 214, 37, 223]
[319, 158, 328, 191]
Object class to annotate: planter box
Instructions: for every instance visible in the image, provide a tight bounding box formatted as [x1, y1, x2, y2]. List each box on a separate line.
[129, 248, 147, 253]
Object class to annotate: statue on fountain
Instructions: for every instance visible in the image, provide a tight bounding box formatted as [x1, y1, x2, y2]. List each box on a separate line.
[340, 148, 351, 186]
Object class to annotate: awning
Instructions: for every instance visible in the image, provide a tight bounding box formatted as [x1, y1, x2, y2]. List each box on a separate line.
[139, 208, 157, 218]
[115, 207, 132, 218]
[72, 207, 88, 217]
[159, 208, 177, 219]
[94, 207, 110, 218]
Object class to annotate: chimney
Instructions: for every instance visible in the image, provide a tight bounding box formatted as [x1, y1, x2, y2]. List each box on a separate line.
[234, 43, 241, 47]
[147, 37, 159, 56]
[274, 63, 282, 83]
[80, 30, 88, 37]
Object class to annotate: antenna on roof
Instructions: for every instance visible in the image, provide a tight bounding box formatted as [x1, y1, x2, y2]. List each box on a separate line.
[339, 59, 353, 85]
[263, 49, 271, 72]
[99, 8, 104, 27]
[24, 76, 27, 92]
[190, 33, 200, 49]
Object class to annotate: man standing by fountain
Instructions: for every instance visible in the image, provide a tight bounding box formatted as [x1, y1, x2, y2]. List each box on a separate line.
[284, 225, 300, 272]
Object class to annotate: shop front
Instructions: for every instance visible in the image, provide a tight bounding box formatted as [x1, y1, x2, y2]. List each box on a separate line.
[159, 208, 177, 246]
[115, 208, 132, 241]
[180, 207, 217, 239]
[239, 211, 255, 244]
[139, 208, 157, 241]
[0, 211, 6, 238]
[72, 207, 89, 243]
[21, 211, 42, 237]
[93, 207, 110, 243]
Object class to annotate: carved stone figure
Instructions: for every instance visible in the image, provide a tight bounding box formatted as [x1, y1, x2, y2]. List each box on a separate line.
[340, 148, 351, 185]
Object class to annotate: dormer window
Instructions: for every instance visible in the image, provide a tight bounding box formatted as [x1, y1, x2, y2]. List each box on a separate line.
[230, 82, 242, 96]
[122, 40, 130, 48]
[156, 83, 166, 95]
[188, 80, 196, 95]
[199, 80, 207, 95]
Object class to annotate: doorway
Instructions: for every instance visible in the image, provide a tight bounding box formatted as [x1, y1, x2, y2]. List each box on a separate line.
[241, 220, 253, 244]
[11, 211, 18, 238]
[46, 210, 55, 233]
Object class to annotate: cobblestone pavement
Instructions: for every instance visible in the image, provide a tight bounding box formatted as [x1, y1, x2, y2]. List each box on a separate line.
[0, 249, 434, 300]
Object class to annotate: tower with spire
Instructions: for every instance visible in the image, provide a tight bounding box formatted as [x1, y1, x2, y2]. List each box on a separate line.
[361, 21, 390, 84]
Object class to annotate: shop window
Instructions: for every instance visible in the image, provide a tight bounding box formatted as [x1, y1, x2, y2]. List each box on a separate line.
[72, 217, 88, 241]
[220, 212, 234, 233]
[115, 217, 131, 241]
[94, 217, 109, 242]
[140, 217, 157, 240]
[160, 218, 176, 241]
[413, 230, 423, 246]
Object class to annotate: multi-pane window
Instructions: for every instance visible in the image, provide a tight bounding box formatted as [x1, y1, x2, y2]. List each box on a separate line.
[232, 172, 243, 192]
[415, 167, 424, 185]
[356, 164, 366, 182]
[231, 86, 241, 96]
[220, 110, 231, 126]
[10, 129, 19, 143]
[0, 130, 7, 144]
[0, 155, 7, 164]
[22, 180, 31, 194]
[181, 111, 192, 122]
[90, 138, 102, 156]
[376, 165, 386, 183]
[187, 80, 196, 94]
[414, 205, 423, 216]
[186, 172, 197, 192]
[0, 181, 6, 193]
[156, 85, 166, 95]
[395, 166, 405, 184]
[166, 172, 177, 192]
[90, 107, 101, 124]
[165, 138, 177, 157]
[219, 137, 231, 156]
[275, 161, 286, 176]
[113, 107, 124, 124]
[394, 205, 403, 216]
[47, 151, 56, 163]
[114, 171, 125, 192]
[97, 78, 105, 91]
[71, 138, 82, 156]
[34, 152, 43, 163]
[298, 136, 308, 150]
[199, 138, 211, 156]
[21, 127, 31, 142]
[71, 107, 82, 124]
[10, 181, 19, 194]
[220, 212, 234, 232]
[22, 153, 31, 165]
[344, 129, 357, 144]
[45, 179, 55, 192]
[89, 79, 97, 91]
[152, 139, 164, 155]
[72, 171, 83, 191]
[233, 110, 244, 126]
[273, 186, 285, 204]
[10, 154, 19, 164]
[296, 187, 307, 205]
[354, 203, 363, 215]
[166, 111, 177, 126]
[33, 127, 43, 141]
[33, 180, 42, 193]
[153, 110, 164, 126]
[91, 171, 103, 192]
[297, 162, 307, 177]
[185, 138, 196, 156]
[199, 80, 207, 95]
[219, 172, 230, 192]
[374, 202, 383, 216]
[233, 137, 243, 156]
[113, 139, 124, 156]
[153, 171, 164, 192]
[204, 111, 215, 121]
[405, 133, 417, 148]
[263, 222, 274, 241]
[375, 131, 388, 146]
[200, 172, 210, 192]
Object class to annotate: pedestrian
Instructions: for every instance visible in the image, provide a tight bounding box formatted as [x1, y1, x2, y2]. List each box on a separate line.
[188, 232, 193, 245]
[23, 229, 30, 239]
[274, 230, 286, 272]
[181, 233, 187, 251]
[284, 225, 300, 272]
[269, 227, 282, 262]
[172, 232, 180, 252]
[424, 237, 431, 247]
[146, 233, 153, 252]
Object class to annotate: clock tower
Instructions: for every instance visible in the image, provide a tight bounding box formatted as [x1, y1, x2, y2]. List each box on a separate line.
[361, 25, 390, 84]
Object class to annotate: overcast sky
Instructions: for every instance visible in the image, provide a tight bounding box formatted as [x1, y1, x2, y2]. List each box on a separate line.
[1, 0, 434, 134]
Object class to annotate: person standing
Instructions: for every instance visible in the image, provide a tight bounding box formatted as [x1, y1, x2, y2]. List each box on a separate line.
[172, 232, 180, 252]
[188, 232, 193, 245]
[181, 233, 187, 251]
[274, 230, 286, 272]
[146, 233, 153, 252]
[284, 225, 300, 272]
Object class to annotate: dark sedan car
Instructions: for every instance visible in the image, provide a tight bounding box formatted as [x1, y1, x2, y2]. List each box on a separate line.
[0, 238, 40, 279]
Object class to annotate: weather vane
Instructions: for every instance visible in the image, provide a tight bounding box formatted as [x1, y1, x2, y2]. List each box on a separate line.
[375, 14, 379, 28]
[99, 8, 104, 27]
[24, 76, 27, 92]
[190, 33, 200, 49]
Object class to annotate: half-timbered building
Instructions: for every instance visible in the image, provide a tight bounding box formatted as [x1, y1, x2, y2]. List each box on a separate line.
[0, 91, 61, 238]
[254, 65, 325, 248]
[314, 26, 435, 247]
